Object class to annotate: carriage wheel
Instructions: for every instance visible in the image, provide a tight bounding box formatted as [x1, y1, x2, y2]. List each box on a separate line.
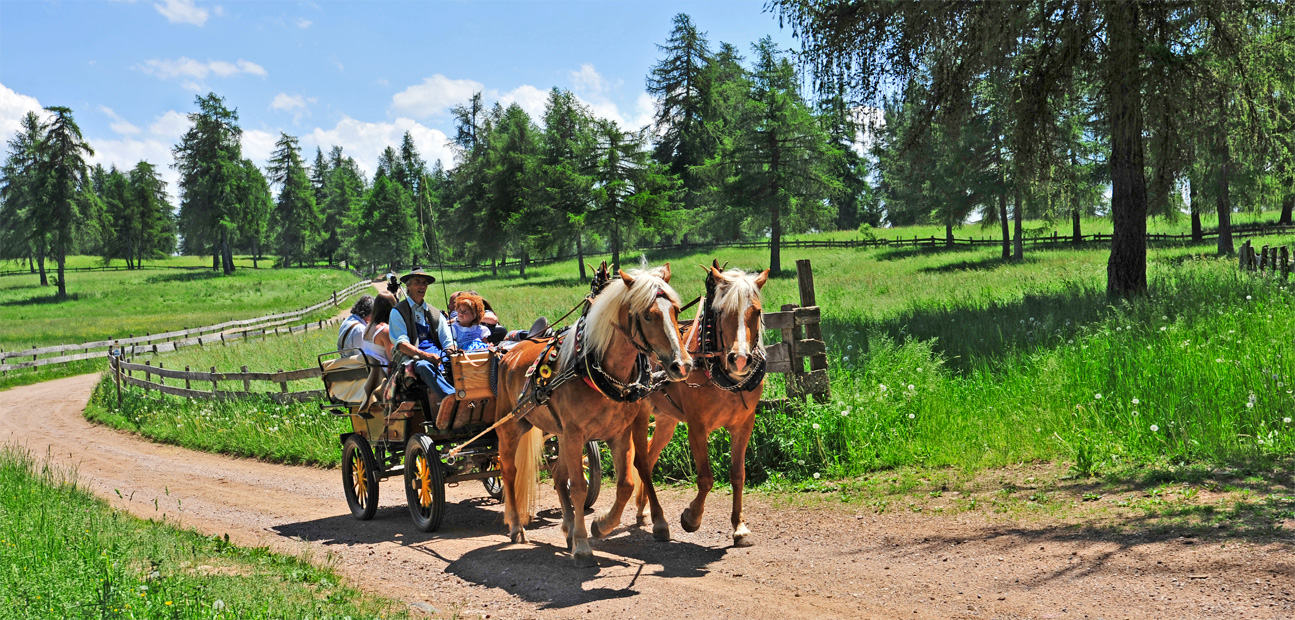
[480, 456, 503, 501]
[404, 434, 445, 532]
[544, 438, 603, 510]
[342, 435, 380, 520]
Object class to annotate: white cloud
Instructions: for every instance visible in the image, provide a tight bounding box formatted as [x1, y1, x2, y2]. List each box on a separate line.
[498, 85, 549, 121]
[295, 17, 312, 29]
[99, 106, 140, 135]
[303, 116, 454, 177]
[0, 83, 44, 139]
[270, 93, 309, 112]
[139, 57, 266, 80]
[390, 75, 484, 119]
[148, 110, 189, 141]
[566, 63, 652, 131]
[154, 0, 209, 26]
[242, 129, 278, 167]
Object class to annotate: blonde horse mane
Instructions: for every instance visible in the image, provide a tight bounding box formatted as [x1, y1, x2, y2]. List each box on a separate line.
[560, 263, 679, 367]
[710, 267, 766, 348]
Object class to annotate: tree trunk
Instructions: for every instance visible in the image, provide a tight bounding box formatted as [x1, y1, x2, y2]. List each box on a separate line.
[1190, 177, 1203, 242]
[519, 248, 528, 277]
[576, 234, 586, 280]
[1072, 208, 1082, 245]
[996, 134, 1010, 259]
[1216, 92, 1234, 255]
[491, 256, 497, 276]
[1105, 1, 1149, 296]
[1013, 181, 1024, 261]
[770, 199, 782, 274]
[36, 248, 47, 286]
[612, 221, 622, 273]
[945, 221, 954, 247]
[55, 254, 66, 300]
[1281, 194, 1294, 226]
[212, 252, 219, 272]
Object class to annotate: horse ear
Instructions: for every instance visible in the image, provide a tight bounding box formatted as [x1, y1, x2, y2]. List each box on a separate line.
[710, 264, 724, 281]
[619, 269, 636, 287]
[755, 268, 770, 288]
[712, 258, 722, 270]
[660, 262, 671, 282]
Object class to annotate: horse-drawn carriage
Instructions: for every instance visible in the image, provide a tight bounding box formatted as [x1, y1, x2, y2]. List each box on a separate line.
[318, 300, 602, 532]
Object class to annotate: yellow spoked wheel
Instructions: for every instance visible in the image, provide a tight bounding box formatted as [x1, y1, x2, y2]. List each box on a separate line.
[404, 434, 444, 532]
[342, 435, 380, 520]
[481, 457, 504, 501]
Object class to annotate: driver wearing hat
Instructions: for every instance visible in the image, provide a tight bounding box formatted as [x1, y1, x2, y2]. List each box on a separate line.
[389, 267, 457, 409]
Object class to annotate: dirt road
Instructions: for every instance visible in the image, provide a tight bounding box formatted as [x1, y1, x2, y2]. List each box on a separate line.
[2, 374, 1290, 619]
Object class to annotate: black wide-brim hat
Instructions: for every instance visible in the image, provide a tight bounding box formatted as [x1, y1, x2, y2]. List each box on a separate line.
[398, 267, 435, 284]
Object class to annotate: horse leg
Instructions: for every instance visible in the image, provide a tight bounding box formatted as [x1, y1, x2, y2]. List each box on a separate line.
[497, 428, 524, 543]
[551, 452, 574, 549]
[727, 417, 755, 547]
[560, 432, 596, 567]
[632, 409, 671, 541]
[635, 415, 678, 527]
[590, 430, 635, 539]
[680, 423, 713, 533]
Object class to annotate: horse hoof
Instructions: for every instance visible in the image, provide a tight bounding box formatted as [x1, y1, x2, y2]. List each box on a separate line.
[653, 522, 671, 542]
[573, 550, 597, 568]
[635, 514, 648, 527]
[680, 508, 701, 533]
[510, 530, 527, 544]
[732, 533, 754, 547]
[590, 519, 609, 539]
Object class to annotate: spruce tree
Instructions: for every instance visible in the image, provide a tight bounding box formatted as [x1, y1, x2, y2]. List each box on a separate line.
[266, 132, 322, 267]
[173, 93, 243, 274]
[38, 106, 95, 299]
[0, 112, 50, 285]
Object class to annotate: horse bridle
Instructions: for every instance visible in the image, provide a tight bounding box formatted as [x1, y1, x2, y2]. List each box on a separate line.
[687, 278, 766, 390]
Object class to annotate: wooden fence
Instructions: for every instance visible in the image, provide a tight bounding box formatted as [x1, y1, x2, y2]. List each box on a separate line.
[1238, 239, 1294, 281]
[109, 261, 833, 410]
[109, 355, 325, 405]
[0, 262, 365, 279]
[0, 279, 373, 373]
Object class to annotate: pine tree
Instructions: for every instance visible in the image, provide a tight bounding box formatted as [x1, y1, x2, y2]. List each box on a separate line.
[173, 93, 243, 274]
[590, 119, 679, 272]
[538, 88, 597, 278]
[38, 106, 95, 299]
[266, 132, 322, 267]
[0, 111, 50, 285]
[318, 146, 362, 266]
[234, 159, 271, 268]
[647, 13, 715, 239]
[352, 173, 415, 271]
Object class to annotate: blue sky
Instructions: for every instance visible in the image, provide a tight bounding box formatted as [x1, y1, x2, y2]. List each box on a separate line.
[1, 0, 797, 195]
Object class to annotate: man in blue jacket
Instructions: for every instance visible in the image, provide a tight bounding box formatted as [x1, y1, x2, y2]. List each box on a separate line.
[388, 268, 457, 412]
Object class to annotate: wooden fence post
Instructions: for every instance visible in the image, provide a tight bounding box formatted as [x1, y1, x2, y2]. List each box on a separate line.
[780, 303, 802, 400]
[1240, 240, 1250, 271]
[143, 361, 151, 393]
[333, 290, 338, 307]
[242, 365, 250, 392]
[157, 362, 164, 386]
[211, 366, 217, 394]
[278, 368, 288, 394]
[1260, 245, 1270, 273]
[1282, 246, 1291, 281]
[795, 259, 831, 403]
[113, 355, 122, 407]
[184, 366, 191, 390]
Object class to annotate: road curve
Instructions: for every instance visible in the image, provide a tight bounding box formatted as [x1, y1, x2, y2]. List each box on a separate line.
[1, 374, 1289, 619]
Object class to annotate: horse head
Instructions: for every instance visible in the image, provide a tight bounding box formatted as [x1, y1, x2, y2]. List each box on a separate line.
[706, 258, 770, 376]
[617, 263, 693, 381]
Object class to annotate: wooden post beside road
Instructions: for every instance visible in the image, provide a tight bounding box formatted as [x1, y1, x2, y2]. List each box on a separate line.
[242, 365, 250, 392]
[184, 366, 191, 390]
[796, 259, 831, 403]
[144, 361, 151, 393]
[211, 366, 217, 394]
[113, 355, 122, 407]
[278, 369, 288, 394]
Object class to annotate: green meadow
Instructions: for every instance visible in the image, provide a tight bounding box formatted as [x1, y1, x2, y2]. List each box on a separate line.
[0, 257, 365, 391]
[86, 227, 1295, 483]
[0, 444, 406, 620]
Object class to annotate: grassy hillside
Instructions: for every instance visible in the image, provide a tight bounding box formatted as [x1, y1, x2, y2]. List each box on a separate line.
[87, 229, 1295, 481]
[0, 444, 405, 619]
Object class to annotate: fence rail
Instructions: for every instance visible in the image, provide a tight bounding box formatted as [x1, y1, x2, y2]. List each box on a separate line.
[109, 261, 832, 410]
[1237, 238, 1294, 281]
[0, 262, 365, 279]
[1, 279, 372, 373]
[110, 355, 324, 405]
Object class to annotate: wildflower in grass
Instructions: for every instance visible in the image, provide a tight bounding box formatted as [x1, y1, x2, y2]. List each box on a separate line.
[212, 600, 225, 611]
[1150, 424, 1159, 432]
[1246, 295, 1252, 300]
[812, 423, 821, 430]
[916, 367, 923, 373]
[879, 384, 888, 392]
[908, 413, 916, 419]
[1160, 326, 1167, 332]
[796, 459, 805, 466]
[1284, 418, 1291, 424]
[1132, 410, 1139, 416]
[1131, 398, 1140, 405]
[1094, 393, 1102, 400]
[813, 473, 821, 479]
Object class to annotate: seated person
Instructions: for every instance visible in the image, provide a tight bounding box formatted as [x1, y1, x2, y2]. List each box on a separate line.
[389, 269, 457, 411]
[337, 295, 373, 351]
[449, 289, 508, 344]
[450, 293, 492, 352]
[362, 292, 397, 367]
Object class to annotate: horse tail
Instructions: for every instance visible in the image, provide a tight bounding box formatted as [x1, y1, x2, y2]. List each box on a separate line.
[513, 426, 544, 526]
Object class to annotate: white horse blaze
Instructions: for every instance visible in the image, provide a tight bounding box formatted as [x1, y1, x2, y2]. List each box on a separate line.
[657, 297, 684, 364]
[734, 293, 750, 359]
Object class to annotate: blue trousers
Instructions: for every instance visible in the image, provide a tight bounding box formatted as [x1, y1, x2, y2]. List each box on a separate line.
[411, 359, 456, 400]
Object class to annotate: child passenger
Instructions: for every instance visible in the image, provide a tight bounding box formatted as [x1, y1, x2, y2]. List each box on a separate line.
[450, 293, 491, 352]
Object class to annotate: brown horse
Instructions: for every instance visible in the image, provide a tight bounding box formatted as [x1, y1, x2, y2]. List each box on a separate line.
[625, 261, 769, 547]
[494, 262, 691, 567]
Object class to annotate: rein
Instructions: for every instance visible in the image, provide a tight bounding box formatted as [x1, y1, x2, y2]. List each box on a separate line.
[683, 274, 766, 394]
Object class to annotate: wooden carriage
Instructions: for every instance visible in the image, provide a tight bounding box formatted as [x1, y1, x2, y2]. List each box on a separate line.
[318, 348, 504, 532]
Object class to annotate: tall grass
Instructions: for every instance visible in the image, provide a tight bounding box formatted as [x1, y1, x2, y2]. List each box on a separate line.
[83, 232, 1295, 484]
[0, 444, 404, 619]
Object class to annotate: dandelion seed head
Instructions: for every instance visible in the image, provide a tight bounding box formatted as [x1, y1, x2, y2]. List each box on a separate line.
[908, 413, 916, 419]
[1094, 393, 1103, 400]
[813, 473, 821, 479]
[1150, 424, 1159, 432]
[1131, 398, 1140, 405]
[812, 423, 821, 430]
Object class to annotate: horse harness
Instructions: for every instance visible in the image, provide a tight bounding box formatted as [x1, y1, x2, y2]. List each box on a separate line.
[690, 272, 767, 393]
